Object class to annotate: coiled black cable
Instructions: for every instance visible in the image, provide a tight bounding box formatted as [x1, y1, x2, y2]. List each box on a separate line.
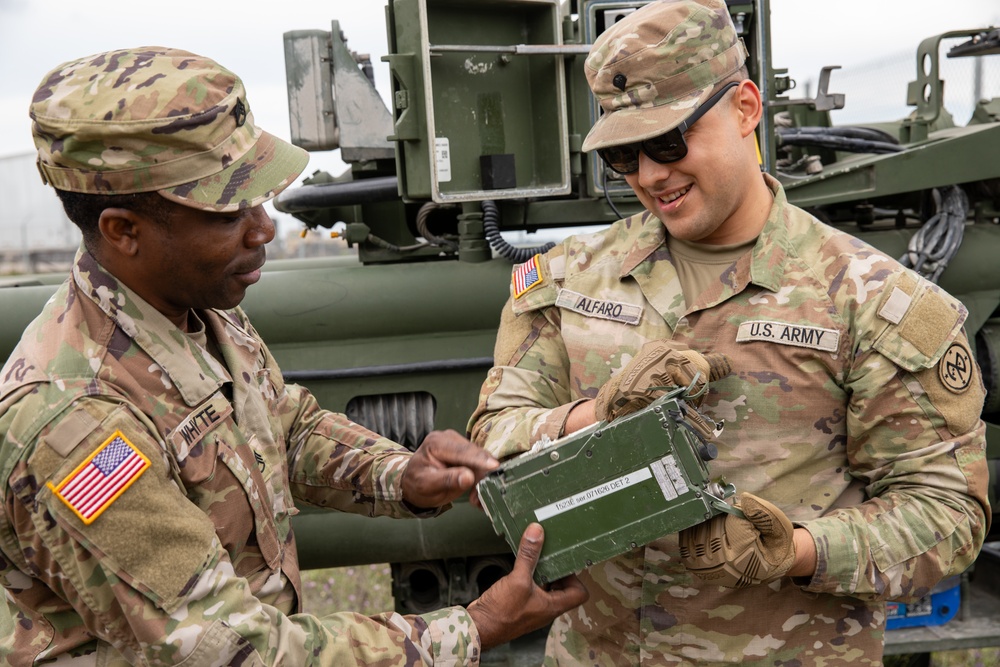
[900, 186, 968, 283]
[415, 202, 459, 252]
[482, 200, 555, 264]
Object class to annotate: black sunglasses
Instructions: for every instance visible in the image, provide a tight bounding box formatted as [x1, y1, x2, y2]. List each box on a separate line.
[597, 81, 740, 175]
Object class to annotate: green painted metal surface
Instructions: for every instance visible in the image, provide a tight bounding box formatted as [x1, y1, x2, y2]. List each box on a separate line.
[479, 392, 738, 585]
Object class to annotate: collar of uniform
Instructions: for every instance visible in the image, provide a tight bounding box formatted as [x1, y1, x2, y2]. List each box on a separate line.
[620, 210, 668, 278]
[72, 247, 228, 407]
[745, 173, 791, 293]
[201, 307, 263, 377]
[620, 174, 791, 291]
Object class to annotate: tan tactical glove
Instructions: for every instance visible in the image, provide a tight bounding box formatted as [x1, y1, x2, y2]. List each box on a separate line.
[678, 493, 796, 588]
[594, 340, 731, 422]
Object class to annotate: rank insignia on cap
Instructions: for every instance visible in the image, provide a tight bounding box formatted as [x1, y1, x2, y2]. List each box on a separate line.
[231, 98, 247, 127]
[512, 254, 544, 298]
[47, 430, 150, 525]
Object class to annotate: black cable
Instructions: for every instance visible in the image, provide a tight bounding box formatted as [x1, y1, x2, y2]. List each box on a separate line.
[415, 202, 459, 252]
[776, 133, 903, 154]
[365, 234, 429, 253]
[601, 167, 624, 219]
[776, 124, 902, 155]
[782, 126, 899, 144]
[900, 186, 968, 283]
[481, 200, 555, 264]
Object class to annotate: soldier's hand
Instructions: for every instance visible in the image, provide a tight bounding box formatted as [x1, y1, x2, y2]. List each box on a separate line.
[401, 430, 499, 509]
[679, 493, 796, 588]
[594, 340, 731, 422]
[467, 523, 589, 650]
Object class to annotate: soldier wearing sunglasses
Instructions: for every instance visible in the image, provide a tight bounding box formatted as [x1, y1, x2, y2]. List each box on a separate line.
[468, 1, 990, 665]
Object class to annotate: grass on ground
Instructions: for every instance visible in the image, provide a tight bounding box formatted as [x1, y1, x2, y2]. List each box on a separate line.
[300, 563, 394, 617]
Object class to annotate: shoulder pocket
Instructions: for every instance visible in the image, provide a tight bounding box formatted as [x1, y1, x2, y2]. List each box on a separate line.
[212, 433, 283, 569]
[872, 272, 966, 371]
[36, 405, 217, 614]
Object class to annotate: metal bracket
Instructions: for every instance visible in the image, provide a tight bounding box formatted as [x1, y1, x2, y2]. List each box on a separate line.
[769, 65, 845, 112]
[704, 484, 747, 520]
[903, 28, 991, 142]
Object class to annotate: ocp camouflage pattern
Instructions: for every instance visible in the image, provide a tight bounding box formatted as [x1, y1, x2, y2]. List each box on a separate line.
[30, 47, 308, 212]
[469, 175, 990, 666]
[582, 0, 749, 152]
[0, 248, 480, 665]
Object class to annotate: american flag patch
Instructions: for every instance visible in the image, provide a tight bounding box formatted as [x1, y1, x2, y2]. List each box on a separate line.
[47, 431, 150, 525]
[512, 254, 544, 298]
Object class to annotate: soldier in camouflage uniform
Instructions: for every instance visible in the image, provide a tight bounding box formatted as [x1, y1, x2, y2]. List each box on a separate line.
[0, 46, 587, 665]
[468, 1, 991, 665]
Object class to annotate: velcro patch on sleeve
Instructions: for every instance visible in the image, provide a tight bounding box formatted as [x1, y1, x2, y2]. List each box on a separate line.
[878, 286, 913, 325]
[898, 288, 961, 359]
[46, 430, 150, 525]
[915, 336, 985, 436]
[494, 304, 542, 367]
[44, 410, 101, 457]
[872, 272, 966, 372]
[547, 252, 566, 281]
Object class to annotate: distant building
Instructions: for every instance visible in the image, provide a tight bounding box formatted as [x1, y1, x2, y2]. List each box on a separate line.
[0, 152, 349, 274]
[0, 152, 80, 273]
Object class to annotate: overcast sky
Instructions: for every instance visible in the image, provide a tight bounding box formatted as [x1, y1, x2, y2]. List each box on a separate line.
[1, 0, 997, 177]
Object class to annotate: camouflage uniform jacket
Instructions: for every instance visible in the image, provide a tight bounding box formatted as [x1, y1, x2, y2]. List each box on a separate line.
[0, 249, 480, 666]
[469, 175, 990, 666]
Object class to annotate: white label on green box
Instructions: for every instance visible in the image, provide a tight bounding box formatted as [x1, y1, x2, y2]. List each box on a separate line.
[534, 467, 652, 522]
[650, 454, 689, 501]
[435, 138, 452, 183]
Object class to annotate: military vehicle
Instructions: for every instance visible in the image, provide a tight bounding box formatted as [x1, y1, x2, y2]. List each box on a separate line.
[1, 0, 998, 662]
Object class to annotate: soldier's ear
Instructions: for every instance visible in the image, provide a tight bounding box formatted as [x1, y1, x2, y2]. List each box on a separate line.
[97, 208, 143, 258]
[733, 80, 762, 138]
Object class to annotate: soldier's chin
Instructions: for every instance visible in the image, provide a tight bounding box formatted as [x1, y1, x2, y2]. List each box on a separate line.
[213, 286, 251, 311]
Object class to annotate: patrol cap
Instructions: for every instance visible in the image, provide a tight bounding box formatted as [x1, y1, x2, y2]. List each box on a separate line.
[581, 0, 749, 152]
[29, 46, 309, 212]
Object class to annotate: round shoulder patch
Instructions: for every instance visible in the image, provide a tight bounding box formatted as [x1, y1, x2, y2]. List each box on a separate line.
[938, 342, 974, 394]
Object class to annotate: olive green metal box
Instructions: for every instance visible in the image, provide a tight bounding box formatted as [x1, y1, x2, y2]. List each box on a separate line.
[386, 0, 570, 203]
[477, 391, 738, 584]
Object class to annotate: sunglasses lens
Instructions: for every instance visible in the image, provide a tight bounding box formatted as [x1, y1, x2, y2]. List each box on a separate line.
[644, 130, 687, 163]
[598, 128, 688, 175]
[598, 145, 640, 175]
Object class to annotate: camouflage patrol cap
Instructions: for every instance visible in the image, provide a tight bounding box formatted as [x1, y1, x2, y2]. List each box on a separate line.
[29, 46, 309, 212]
[581, 0, 749, 152]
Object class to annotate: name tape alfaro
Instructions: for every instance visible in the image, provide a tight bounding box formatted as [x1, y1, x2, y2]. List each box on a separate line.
[555, 288, 643, 325]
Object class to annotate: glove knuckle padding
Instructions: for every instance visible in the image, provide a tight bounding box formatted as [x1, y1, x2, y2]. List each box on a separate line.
[680, 493, 796, 588]
[595, 342, 732, 422]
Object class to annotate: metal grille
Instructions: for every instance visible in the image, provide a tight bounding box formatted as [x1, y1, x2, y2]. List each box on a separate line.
[345, 391, 437, 451]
